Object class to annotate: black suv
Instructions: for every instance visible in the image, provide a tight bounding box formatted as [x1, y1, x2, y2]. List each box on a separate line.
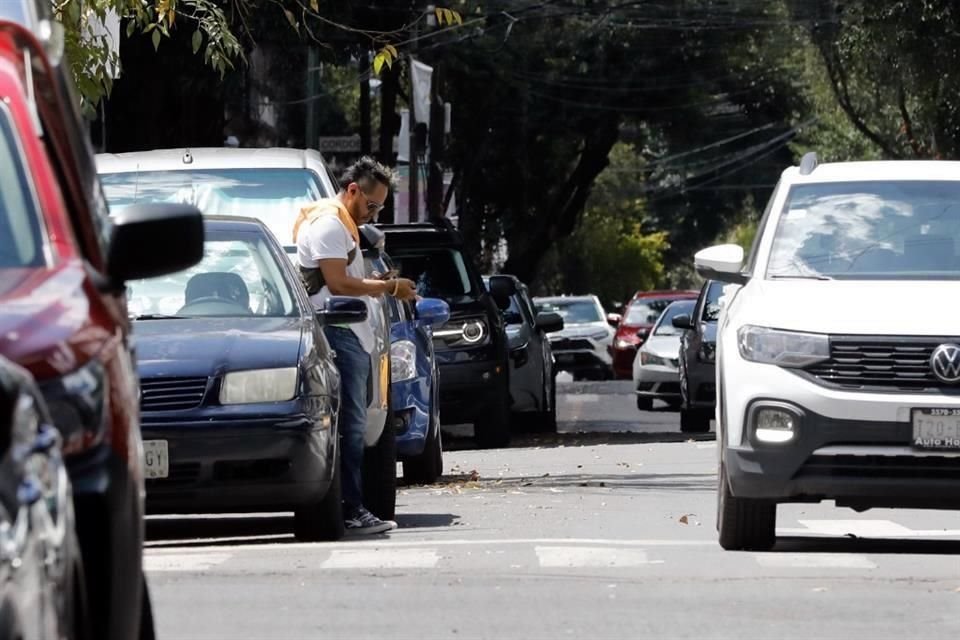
[378, 222, 515, 448]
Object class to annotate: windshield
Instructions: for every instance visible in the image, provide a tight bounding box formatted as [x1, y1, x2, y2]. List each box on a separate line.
[127, 231, 297, 319]
[0, 108, 44, 269]
[767, 180, 960, 280]
[654, 300, 696, 336]
[390, 248, 476, 299]
[703, 282, 723, 321]
[100, 168, 327, 249]
[625, 298, 680, 325]
[536, 299, 602, 324]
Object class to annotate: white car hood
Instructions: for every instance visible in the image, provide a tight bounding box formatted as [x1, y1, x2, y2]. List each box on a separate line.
[735, 279, 960, 335]
[640, 334, 681, 359]
[554, 321, 610, 340]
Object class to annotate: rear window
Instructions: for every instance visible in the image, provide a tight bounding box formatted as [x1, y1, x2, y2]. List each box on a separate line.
[390, 248, 476, 299]
[625, 298, 679, 325]
[0, 107, 44, 268]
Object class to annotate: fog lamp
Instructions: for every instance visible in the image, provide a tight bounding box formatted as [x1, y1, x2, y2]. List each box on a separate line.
[754, 408, 796, 443]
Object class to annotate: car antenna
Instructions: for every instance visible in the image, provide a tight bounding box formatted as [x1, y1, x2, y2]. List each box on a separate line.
[182, 148, 194, 165]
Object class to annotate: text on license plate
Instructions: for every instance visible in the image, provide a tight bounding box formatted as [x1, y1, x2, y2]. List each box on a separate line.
[143, 440, 170, 479]
[912, 409, 960, 450]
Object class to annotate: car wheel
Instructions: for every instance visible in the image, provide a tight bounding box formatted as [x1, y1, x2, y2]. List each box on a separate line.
[537, 374, 558, 433]
[403, 412, 443, 485]
[680, 409, 712, 433]
[294, 447, 345, 541]
[717, 462, 776, 551]
[475, 389, 511, 449]
[138, 574, 155, 640]
[363, 404, 398, 521]
[636, 396, 653, 411]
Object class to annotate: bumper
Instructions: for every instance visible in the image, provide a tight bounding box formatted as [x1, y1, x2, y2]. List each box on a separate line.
[436, 359, 507, 424]
[141, 415, 335, 514]
[67, 444, 143, 640]
[392, 376, 431, 459]
[635, 365, 681, 400]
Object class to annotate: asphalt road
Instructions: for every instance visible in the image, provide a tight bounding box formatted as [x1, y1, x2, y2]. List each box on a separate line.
[145, 381, 960, 640]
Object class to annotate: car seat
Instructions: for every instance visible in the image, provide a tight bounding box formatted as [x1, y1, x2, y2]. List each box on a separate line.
[184, 272, 250, 309]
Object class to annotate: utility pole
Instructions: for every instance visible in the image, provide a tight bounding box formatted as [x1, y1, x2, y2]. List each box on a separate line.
[305, 46, 319, 150]
[408, 16, 420, 222]
[427, 66, 445, 220]
[359, 50, 372, 156]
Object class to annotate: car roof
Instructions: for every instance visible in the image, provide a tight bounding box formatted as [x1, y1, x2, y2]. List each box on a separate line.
[782, 160, 960, 184]
[631, 289, 699, 300]
[535, 295, 598, 303]
[202, 215, 272, 233]
[377, 223, 464, 247]
[95, 147, 327, 173]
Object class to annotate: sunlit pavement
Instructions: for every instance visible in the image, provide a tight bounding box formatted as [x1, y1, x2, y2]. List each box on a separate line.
[145, 381, 960, 640]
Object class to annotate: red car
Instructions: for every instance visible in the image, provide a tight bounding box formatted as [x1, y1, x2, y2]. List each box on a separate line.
[0, 20, 202, 640]
[610, 290, 699, 379]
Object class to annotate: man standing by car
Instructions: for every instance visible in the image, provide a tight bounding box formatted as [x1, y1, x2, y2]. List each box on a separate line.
[294, 157, 417, 534]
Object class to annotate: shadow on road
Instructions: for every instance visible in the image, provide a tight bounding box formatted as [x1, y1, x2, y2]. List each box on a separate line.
[444, 430, 715, 452]
[145, 514, 295, 548]
[394, 512, 460, 529]
[773, 535, 960, 555]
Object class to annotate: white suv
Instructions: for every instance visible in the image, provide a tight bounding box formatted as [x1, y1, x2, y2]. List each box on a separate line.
[698, 153, 960, 551]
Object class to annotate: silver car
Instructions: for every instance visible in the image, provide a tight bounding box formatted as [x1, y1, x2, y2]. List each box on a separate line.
[534, 295, 615, 380]
[632, 299, 696, 410]
[95, 148, 397, 518]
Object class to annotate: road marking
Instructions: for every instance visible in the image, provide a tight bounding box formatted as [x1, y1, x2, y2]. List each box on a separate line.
[321, 548, 440, 569]
[696, 443, 717, 449]
[797, 520, 916, 538]
[535, 546, 658, 568]
[145, 552, 231, 572]
[755, 553, 876, 569]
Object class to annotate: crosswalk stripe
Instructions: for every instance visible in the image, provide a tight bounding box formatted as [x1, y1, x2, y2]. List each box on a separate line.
[535, 546, 657, 568]
[145, 552, 231, 572]
[321, 548, 440, 569]
[755, 553, 877, 569]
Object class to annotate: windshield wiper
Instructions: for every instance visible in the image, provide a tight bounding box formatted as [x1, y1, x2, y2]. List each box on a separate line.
[769, 274, 833, 281]
[131, 313, 187, 320]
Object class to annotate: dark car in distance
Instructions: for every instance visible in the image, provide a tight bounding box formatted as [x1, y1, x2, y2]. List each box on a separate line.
[127, 217, 365, 541]
[379, 222, 516, 449]
[673, 280, 723, 433]
[0, 16, 204, 640]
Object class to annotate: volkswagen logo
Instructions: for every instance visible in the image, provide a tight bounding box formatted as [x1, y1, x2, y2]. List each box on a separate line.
[931, 344, 960, 384]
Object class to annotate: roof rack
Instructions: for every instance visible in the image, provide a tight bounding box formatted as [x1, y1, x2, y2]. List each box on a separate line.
[799, 151, 818, 175]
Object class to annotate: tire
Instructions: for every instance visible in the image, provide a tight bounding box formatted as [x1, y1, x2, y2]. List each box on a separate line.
[531, 374, 558, 433]
[363, 405, 397, 521]
[294, 449, 345, 541]
[475, 391, 511, 449]
[138, 574, 155, 640]
[680, 409, 712, 433]
[717, 462, 776, 551]
[403, 413, 443, 485]
[636, 396, 653, 411]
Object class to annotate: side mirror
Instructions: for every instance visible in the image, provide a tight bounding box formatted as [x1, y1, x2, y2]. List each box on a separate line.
[415, 298, 450, 327]
[317, 296, 368, 325]
[107, 203, 204, 284]
[606, 313, 622, 327]
[695, 244, 749, 285]
[535, 312, 564, 334]
[672, 314, 694, 331]
[636, 327, 649, 339]
[487, 275, 517, 310]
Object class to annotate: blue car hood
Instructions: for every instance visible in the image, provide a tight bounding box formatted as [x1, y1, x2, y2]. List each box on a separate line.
[134, 317, 304, 378]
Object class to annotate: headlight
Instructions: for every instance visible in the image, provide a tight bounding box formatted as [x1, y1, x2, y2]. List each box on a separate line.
[220, 368, 298, 404]
[615, 338, 637, 350]
[640, 352, 670, 367]
[589, 329, 611, 340]
[391, 340, 417, 382]
[434, 318, 490, 347]
[737, 326, 829, 368]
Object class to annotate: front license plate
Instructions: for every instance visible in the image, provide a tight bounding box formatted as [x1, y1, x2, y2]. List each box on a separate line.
[556, 353, 575, 364]
[911, 409, 960, 450]
[143, 440, 169, 479]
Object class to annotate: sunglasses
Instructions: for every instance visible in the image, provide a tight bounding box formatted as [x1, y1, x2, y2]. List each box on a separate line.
[357, 187, 385, 214]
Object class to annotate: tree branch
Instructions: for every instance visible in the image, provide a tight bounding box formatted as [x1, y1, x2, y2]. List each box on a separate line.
[897, 83, 925, 157]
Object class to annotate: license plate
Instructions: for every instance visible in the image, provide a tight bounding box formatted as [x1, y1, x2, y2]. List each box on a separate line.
[556, 354, 575, 364]
[143, 440, 169, 479]
[911, 409, 960, 450]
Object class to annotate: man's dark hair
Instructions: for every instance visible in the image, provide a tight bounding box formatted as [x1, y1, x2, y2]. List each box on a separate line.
[338, 156, 397, 192]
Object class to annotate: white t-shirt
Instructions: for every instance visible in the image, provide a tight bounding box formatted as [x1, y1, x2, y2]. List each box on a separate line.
[296, 214, 376, 353]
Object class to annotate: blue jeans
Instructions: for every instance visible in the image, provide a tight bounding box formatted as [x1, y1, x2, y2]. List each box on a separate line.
[323, 326, 371, 511]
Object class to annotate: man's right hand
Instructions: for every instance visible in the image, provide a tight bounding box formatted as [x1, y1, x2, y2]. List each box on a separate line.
[391, 278, 418, 301]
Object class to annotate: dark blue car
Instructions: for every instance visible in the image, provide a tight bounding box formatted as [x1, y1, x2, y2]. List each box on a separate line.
[127, 216, 367, 541]
[360, 226, 450, 484]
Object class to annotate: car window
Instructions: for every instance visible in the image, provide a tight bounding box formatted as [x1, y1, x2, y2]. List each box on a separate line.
[127, 232, 297, 318]
[654, 300, 696, 336]
[0, 107, 44, 268]
[536, 299, 602, 324]
[768, 180, 960, 280]
[625, 298, 676, 324]
[702, 282, 723, 321]
[390, 248, 476, 299]
[100, 168, 328, 249]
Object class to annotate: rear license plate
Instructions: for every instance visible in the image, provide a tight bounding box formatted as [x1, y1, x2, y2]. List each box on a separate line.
[143, 440, 170, 479]
[911, 409, 960, 450]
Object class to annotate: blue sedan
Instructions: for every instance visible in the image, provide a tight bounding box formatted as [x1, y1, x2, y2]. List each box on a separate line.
[127, 216, 366, 541]
[360, 226, 450, 484]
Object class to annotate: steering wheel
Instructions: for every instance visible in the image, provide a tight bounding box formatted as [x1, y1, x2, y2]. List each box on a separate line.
[177, 296, 251, 316]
